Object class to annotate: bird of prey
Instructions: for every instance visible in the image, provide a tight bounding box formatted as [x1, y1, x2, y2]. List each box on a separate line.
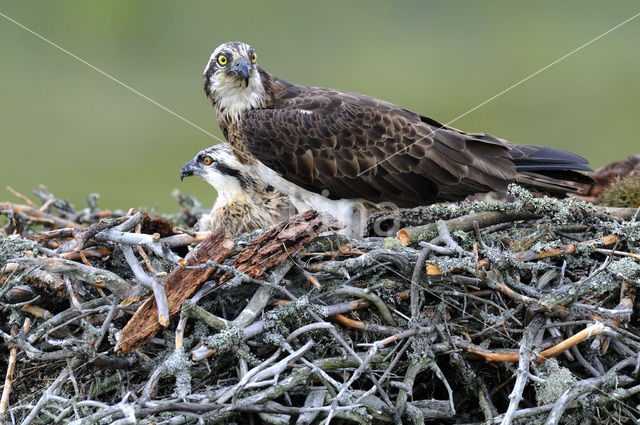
[202, 41, 592, 236]
[180, 143, 293, 236]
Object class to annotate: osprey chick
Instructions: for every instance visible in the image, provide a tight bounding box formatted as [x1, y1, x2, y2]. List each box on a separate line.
[180, 143, 292, 236]
[202, 41, 592, 236]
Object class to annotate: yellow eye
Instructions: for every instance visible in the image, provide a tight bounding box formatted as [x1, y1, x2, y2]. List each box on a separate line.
[250, 52, 257, 63]
[202, 155, 213, 165]
[217, 55, 228, 66]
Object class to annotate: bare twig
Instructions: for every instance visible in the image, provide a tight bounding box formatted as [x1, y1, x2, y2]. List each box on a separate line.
[123, 246, 169, 326]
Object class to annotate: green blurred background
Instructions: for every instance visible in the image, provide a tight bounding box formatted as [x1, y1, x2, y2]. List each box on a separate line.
[1, 1, 639, 214]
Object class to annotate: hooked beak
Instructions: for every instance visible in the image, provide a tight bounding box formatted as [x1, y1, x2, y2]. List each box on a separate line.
[228, 59, 251, 86]
[180, 159, 198, 182]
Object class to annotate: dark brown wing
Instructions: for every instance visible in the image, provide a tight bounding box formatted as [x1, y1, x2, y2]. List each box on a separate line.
[238, 85, 516, 206]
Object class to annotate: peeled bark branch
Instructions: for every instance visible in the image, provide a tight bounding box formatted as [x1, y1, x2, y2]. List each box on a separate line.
[115, 228, 233, 354]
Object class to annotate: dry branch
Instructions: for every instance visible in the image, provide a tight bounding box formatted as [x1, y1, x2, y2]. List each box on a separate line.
[397, 210, 538, 246]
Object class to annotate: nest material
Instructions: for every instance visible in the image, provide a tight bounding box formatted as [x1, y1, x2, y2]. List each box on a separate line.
[1, 184, 640, 425]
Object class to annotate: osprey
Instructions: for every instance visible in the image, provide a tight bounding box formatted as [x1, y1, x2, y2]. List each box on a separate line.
[180, 143, 292, 236]
[203, 41, 592, 236]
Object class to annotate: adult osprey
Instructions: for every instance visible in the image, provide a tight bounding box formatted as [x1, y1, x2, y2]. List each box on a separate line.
[203, 41, 592, 235]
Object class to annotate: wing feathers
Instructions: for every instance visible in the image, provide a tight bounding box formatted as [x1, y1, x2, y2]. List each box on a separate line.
[234, 77, 590, 205]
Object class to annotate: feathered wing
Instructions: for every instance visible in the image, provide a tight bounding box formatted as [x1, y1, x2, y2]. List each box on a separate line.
[237, 80, 591, 206]
[506, 144, 593, 192]
[238, 85, 523, 207]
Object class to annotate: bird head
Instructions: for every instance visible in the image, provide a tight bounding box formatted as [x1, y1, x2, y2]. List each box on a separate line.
[180, 143, 250, 194]
[203, 41, 265, 120]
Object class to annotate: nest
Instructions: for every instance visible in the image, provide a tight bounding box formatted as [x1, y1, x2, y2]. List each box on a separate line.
[1, 184, 640, 424]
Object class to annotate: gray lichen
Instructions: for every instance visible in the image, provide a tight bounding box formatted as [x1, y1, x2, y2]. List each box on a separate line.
[164, 347, 193, 398]
[428, 255, 477, 274]
[0, 235, 37, 265]
[607, 257, 640, 281]
[203, 326, 244, 352]
[535, 358, 577, 405]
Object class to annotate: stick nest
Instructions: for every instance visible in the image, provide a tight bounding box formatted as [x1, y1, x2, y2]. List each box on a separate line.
[1, 185, 640, 425]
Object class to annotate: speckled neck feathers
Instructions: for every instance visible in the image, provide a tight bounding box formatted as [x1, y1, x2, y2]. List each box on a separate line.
[212, 69, 266, 123]
[214, 69, 278, 164]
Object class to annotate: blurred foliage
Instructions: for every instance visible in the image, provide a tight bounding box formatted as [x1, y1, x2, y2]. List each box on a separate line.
[1, 1, 639, 213]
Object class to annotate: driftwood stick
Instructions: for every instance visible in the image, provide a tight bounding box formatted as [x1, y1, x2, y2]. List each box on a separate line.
[215, 349, 285, 404]
[175, 280, 216, 348]
[60, 247, 111, 261]
[297, 390, 328, 425]
[93, 298, 119, 349]
[396, 350, 431, 418]
[397, 205, 638, 247]
[331, 314, 403, 335]
[247, 339, 314, 387]
[484, 272, 540, 308]
[397, 210, 539, 246]
[232, 262, 293, 327]
[160, 231, 210, 248]
[13, 256, 133, 299]
[501, 314, 544, 425]
[2, 266, 66, 296]
[330, 285, 397, 326]
[200, 367, 313, 423]
[594, 247, 640, 261]
[31, 227, 75, 241]
[0, 318, 30, 418]
[122, 246, 169, 326]
[512, 234, 620, 262]
[72, 216, 128, 251]
[181, 300, 230, 329]
[139, 364, 165, 404]
[459, 323, 606, 363]
[0, 202, 82, 229]
[110, 211, 144, 232]
[0, 328, 77, 361]
[411, 243, 432, 318]
[94, 229, 182, 263]
[135, 244, 158, 274]
[308, 249, 410, 278]
[595, 205, 640, 221]
[183, 261, 291, 332]
[19, 304, 53, 320]
[6, 186, 39, 209]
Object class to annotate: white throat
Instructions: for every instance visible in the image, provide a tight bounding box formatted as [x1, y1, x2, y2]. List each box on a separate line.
[201, 172, 249, 204]
[210, 71, 265, 122]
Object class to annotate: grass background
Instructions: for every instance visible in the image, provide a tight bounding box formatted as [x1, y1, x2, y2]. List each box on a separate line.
[1, 1, 639, 214]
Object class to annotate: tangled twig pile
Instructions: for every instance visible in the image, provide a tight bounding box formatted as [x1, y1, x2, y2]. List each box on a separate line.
[1, 185, 640, 424]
